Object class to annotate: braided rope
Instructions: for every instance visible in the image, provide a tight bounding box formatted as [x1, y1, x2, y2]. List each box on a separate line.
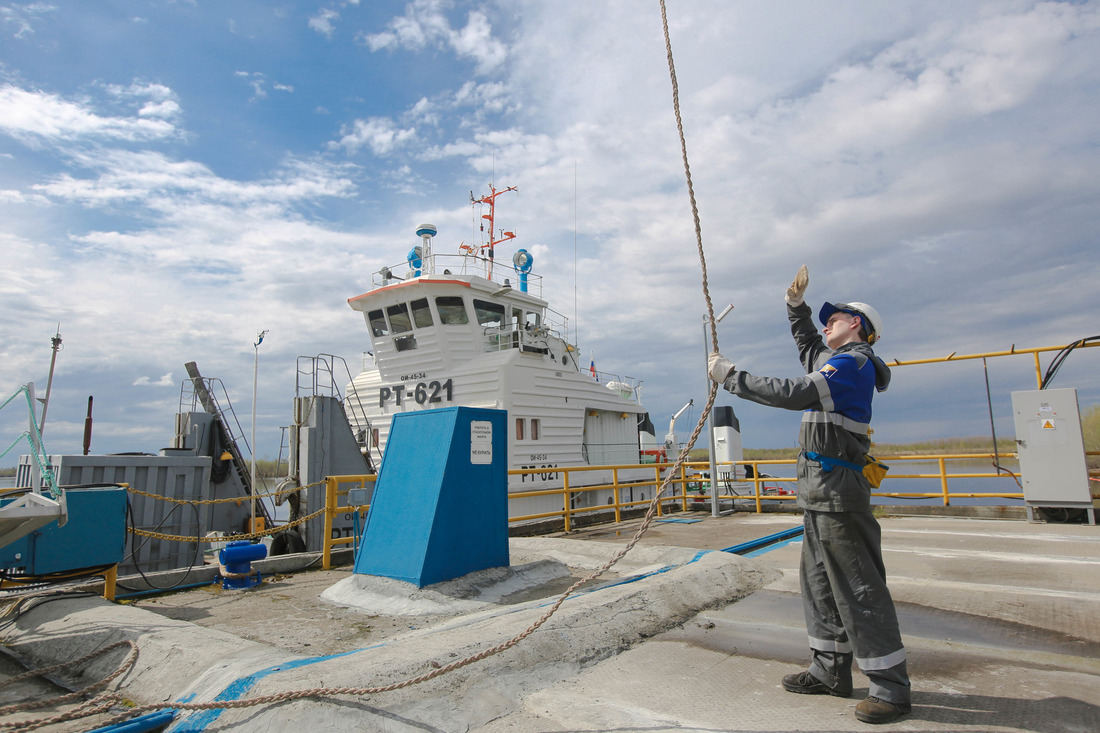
[10, 6, 722, 728]
[128, 505, 327, 544]
[0, 640, 137, 731]
[125, 478, 322, 507]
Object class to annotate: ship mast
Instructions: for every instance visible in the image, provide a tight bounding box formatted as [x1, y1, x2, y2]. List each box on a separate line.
[472, 184, 517, 280]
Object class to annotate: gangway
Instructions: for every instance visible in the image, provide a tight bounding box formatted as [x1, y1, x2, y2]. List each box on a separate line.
[181, 362, 273, 528]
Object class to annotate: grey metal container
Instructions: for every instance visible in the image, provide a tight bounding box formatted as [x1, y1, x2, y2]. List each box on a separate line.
[20, 453, 212, 574]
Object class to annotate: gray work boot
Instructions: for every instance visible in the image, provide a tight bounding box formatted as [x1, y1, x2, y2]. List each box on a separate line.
[781, 670, 852, 698]
[855, 696, 912, 724]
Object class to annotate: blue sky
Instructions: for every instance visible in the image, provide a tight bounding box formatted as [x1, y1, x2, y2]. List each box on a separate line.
[2, 0, 1099, 464]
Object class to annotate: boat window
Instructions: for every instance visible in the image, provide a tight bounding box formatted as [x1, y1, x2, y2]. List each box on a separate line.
[525, 311, 541, 329]
[474, 299, 506, 328]
[387, 303, 412, 333]
[436, 296, 469, 325]
[368, 309, 388, 337]
[411, 298, 433, 328]
[531, 419, 540, 441]
[515, 418, 525, 441]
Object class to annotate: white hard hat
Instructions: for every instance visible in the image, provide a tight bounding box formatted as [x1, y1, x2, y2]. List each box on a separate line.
[819, 301, 883, 344]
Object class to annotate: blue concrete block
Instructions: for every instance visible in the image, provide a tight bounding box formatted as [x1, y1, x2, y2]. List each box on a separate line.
[353, 407, 508, 587]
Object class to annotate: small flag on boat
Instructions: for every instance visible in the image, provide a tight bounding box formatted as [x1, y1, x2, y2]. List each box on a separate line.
[590, 354, 598, 381]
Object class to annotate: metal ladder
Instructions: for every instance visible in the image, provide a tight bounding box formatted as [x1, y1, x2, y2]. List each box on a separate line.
[181, 362, 266, 516]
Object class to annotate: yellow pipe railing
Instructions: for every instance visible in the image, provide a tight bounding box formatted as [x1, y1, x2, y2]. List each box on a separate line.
[319, 451, 1053, 563]
[885, 340, 1100, 389]
[321, 475, 373, 570]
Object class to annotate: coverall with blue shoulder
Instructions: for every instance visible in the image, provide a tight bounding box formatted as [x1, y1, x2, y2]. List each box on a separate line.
[716, 301, 910, 705]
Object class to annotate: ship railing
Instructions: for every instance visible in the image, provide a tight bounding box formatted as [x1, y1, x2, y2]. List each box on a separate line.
[542, 305, 569, 335]
[295, 354, 374, 448]
[372, 253, 544, 298]
[483, 323, 563, 353]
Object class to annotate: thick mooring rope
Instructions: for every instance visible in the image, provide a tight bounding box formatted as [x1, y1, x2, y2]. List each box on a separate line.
[0, 640, 138, 732]
[8, 4, 725, 729]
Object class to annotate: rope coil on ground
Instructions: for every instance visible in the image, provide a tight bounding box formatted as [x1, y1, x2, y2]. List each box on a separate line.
[8, 4, 721, 728]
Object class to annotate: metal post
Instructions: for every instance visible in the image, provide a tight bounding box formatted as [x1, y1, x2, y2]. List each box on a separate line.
[39, 327, 62, 437]
[703, 317, 720, 516]
[703, 304, 735, 517]
[251, 330, 268, 534]
[26, 382, 41, 494]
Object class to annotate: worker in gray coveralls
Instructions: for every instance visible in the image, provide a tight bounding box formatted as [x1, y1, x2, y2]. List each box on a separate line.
[707, 265, 911, 725]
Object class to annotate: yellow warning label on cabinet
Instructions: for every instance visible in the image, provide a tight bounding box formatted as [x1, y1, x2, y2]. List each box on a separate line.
[1041, 420, 1056, 430]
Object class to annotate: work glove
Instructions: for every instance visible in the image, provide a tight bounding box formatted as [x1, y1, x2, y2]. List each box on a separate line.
[785, 264, 809, 305]
[708, 352, 735, 383]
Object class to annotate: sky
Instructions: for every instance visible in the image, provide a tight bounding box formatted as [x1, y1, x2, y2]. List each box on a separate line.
[2, 0, 1099, 465]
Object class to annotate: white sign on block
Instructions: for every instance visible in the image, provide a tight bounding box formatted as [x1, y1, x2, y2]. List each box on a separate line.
[470, 420, 493, 464]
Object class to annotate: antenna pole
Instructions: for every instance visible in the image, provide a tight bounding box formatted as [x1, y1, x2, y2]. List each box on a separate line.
[39, 325, 62, 438]
[473, 184, 518, 280]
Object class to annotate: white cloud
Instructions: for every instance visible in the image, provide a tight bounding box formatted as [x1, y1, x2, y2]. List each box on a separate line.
[309, 8, 339, 38]
[133, 373, 175, 387]
[0, 2, 56, 39]
[233, 71, 292, 100]
[30, 149, 359, 219]
[452, 80, 510, 115]
[781, 2, 1093, 157]
[449, 10, 506, 74]
[235, 70, 267, 100]
[0, 84, 179, 144]
[360, 0, 507, 74]
[330, 117, 417, 155]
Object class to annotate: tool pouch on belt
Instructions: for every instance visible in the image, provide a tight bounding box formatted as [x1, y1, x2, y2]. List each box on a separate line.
[863, 455, 889, 488]
[805, 450, 889, 488]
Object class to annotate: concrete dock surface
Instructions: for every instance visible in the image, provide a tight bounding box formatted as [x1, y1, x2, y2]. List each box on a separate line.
[1, 511, 1098, 732]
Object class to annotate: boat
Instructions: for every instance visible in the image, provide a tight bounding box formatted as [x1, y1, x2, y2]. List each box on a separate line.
[339, 185, 658, 519]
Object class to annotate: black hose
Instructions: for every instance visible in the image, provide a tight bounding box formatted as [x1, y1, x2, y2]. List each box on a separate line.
[121, 495, 203, 592]
[1040, 336, 1100, 389]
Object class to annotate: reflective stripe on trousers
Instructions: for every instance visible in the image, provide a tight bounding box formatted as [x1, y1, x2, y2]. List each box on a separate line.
[800, 509, 911, 703]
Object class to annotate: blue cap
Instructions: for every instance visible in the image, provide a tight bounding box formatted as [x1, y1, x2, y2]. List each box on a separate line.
[819, 302, 870, 334]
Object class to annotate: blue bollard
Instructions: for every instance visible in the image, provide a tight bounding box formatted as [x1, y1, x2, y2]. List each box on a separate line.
[218, 540, 266, 590]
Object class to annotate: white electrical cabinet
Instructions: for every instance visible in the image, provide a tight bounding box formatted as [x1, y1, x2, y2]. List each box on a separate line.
[1011, 388, 1097, 524]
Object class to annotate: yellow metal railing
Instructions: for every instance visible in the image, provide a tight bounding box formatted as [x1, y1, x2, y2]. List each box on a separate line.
[319, 451, 1056, 561]
[321, 475, 373, 569]
[887, 340, 1100, 389]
